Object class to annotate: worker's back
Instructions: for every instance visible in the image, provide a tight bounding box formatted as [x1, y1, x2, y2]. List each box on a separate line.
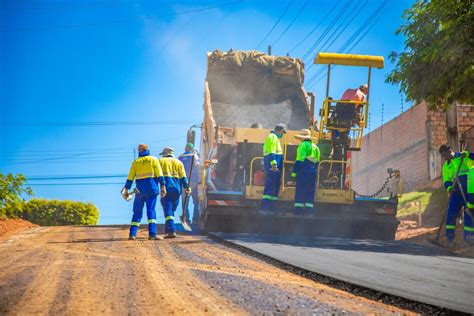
[159, 157, 186, 194]
[127, 155, 163, 196]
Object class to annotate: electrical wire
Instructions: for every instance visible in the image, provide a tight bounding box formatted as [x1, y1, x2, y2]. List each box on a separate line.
[255, 0, 293, 50]
[1, 136, 186, 164]
[301, 0, 353, 61]
[305, 0, 366, 73]
[305, 0, 391, 89]
[0, 2, 108, 11]
[288, 0, 342, 54]
[1, 1, 244, 32]
[271, 0, 309, 47]
[27, 174, 127, 180]
[27, 182, 124, 186]
[1, 120, 198, 126]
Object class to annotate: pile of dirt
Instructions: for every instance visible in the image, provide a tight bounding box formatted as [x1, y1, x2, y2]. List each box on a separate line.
[0, 219, 37, 239]
[396, 220, 437, 241]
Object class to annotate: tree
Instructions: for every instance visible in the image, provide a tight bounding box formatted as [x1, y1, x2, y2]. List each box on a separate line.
[386, 0, 474, 110]
[0, 173, 33, 218]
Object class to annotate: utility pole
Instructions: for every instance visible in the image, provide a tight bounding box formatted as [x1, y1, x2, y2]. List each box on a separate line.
[381, 103, 384, 126]
[401, 93, 404, 113]
[268, 45, 272, 55]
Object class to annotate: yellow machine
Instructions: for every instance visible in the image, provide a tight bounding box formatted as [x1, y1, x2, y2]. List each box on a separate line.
[315, 52, 384, 204]
[191, 50, 399, 240]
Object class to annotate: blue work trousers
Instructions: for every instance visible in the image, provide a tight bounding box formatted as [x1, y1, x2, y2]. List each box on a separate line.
[130, 193, 158, 237]
[161, 191, 180, 234]
[294, 168, 317, 215]
[261, 155, 283, 212]
[446, 175, 474, 240]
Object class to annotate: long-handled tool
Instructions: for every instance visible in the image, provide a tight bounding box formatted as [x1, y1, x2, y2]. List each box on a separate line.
[434, 156, 465, 243]
[180, 154, 194, 232]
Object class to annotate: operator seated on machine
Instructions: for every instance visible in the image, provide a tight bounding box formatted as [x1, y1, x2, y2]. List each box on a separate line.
[333, 84, 368, 129]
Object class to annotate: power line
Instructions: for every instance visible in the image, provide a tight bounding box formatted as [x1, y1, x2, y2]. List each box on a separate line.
[271, 0, 309, 47]
[301, 0, 353, 61]
[27, 182, 123, 186]
[255, 0, 293, 50]
[306, 0, 391, 89]
[0, 136, 187, 157]
[1, 136, 186, 164]
[306, 0, 366, 72]
[1, 1, 244, 32]
[27, 174, 126, 181]
[0, 1, 108, 11]
[305, 0, 363, 73]
[288, 0, 342, 54]
[1, 120, 198, 126]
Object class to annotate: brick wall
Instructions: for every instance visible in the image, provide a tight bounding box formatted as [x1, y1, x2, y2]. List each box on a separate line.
[352, 103, 474, 195]
[457, 105, 474, 144]
[352, 103, 428, 194]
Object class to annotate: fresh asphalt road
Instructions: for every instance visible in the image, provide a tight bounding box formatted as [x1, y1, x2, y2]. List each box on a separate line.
[212, 233, 474, 314]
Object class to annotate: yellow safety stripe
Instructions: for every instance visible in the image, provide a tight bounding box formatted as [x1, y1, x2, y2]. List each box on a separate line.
[305, 203, 314, 207]
[136, 172, 154, 179]
[148, 219, 157, 224]
[162, 172, 180, 177]
[131, 222, 140, 226]
[464, 226, 474, 232]
[294, 203, 305, 207]
[446, 225, 456, 230]
[165, 216, 174, 221]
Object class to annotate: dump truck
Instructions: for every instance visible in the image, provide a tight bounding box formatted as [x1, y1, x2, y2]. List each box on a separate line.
[188, 49, 399, 240]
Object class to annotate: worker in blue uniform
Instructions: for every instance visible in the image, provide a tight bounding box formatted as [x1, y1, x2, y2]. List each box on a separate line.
[439, 145, 474, 243]
[291, 129, 320, 216]
[159, 147, 190, 238]
[178, 143, 201, 225]
[123, 143, 166, 240]
[260, 123, 286, 214]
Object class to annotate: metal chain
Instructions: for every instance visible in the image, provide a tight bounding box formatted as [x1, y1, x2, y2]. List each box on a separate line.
[354, 174, 393, 198]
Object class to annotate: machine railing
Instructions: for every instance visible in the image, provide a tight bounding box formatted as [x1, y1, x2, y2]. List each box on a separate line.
[319, 97, 367, 150]
[317, 160, 352, 190]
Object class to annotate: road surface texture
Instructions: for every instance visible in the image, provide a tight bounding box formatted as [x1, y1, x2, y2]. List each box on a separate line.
[211, 233, 474, 314]
[0, 226, 415, 315]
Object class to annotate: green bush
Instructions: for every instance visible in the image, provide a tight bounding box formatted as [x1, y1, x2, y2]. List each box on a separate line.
[23, 199, 99, 226]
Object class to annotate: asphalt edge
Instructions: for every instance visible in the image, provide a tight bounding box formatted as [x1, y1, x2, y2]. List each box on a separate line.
[208, 233, 467, 315]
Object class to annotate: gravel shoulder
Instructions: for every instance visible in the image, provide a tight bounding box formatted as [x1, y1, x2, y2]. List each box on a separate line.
[0, 226, 414, 315]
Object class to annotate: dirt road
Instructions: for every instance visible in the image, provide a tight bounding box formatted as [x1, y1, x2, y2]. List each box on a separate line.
[0, 226, 413, 315]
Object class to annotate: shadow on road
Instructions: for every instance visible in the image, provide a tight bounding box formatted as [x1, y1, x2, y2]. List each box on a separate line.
[49, 237, 132, 243]
[214, 233, 463, 258]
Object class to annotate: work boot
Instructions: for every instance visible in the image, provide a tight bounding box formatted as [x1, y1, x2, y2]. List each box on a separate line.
[148, 235, 163, 240]
[164, 232, 177, 239]
[129, 235, 136, 241]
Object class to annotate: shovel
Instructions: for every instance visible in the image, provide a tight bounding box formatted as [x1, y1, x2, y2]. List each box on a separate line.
[180, 154, 195, 232]
[433, 156, 465, 244]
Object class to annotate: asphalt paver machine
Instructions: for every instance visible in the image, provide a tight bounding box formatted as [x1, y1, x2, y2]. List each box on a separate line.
[192, 50, 399, 240]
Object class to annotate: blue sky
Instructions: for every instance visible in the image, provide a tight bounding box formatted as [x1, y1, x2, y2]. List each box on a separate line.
[1, 0, 415, 224]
